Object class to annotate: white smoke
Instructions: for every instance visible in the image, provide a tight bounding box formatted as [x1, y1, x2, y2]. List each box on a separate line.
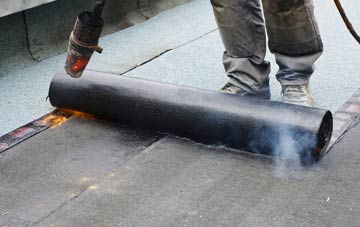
[271, 126, 316, 178]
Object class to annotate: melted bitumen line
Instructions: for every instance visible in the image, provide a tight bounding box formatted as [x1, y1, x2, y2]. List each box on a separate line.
[0, 109, 73, 154]
[328, 88, 360, 150]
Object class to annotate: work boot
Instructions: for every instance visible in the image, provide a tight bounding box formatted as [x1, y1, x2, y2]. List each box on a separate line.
[220, 83, 271, 100]
[281, 84, 314, 107]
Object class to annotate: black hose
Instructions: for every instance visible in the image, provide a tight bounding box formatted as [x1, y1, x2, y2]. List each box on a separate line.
[89, 0, 106, 27]
[334, 0, 360, 44]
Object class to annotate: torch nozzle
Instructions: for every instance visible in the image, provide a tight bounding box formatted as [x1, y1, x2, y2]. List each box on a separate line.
[65, 0, 106, 78]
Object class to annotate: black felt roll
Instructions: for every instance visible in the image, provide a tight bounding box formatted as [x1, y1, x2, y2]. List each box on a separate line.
[49, 69, 333, 164]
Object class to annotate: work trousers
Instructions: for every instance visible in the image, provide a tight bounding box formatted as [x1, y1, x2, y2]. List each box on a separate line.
[211, 0, 323, 93]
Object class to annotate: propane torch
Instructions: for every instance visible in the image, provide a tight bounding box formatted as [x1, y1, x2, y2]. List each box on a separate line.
[65, 0, 106, 78]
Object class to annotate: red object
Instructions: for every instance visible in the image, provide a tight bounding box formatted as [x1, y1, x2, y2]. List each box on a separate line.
[71, 57, 90, 72]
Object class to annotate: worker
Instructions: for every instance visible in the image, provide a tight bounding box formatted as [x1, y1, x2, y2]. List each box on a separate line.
[211, 0, 323, 106]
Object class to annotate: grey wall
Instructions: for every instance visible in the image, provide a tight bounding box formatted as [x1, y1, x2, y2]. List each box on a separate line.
[0, 0, 56, 17]
[0, 12, 33, 77]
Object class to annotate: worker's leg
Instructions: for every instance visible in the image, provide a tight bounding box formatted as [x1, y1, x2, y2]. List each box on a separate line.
[262, 0, 323, 86]
[211, 0, 270, 97]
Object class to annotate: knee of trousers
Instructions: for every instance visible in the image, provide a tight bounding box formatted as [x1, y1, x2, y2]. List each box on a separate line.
[263, 0, 323, 56]
[211, 0, 257, 57]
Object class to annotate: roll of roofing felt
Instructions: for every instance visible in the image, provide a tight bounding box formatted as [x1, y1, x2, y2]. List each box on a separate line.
[49, 69, 333, 165]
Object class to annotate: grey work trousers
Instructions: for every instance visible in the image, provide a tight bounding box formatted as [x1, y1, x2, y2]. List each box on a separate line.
[211, 0, 323, 93]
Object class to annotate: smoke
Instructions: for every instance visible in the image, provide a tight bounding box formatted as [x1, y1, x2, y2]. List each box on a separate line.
[272, 127, 302, 178]
[174, 100, 322, 178]
[243, 118, 319, 178]
[270, 126, 317, 178]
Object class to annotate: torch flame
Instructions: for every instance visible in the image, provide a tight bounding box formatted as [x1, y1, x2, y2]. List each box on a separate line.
[37, 110, 97, 129]
[40, 114, 68, 128]
[70, 110, 96, 120]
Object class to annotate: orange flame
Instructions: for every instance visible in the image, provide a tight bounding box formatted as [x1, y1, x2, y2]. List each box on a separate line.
[38, 109, 98, 129]
[70, 110, 96, 120]
[40, 114, 68, 128]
